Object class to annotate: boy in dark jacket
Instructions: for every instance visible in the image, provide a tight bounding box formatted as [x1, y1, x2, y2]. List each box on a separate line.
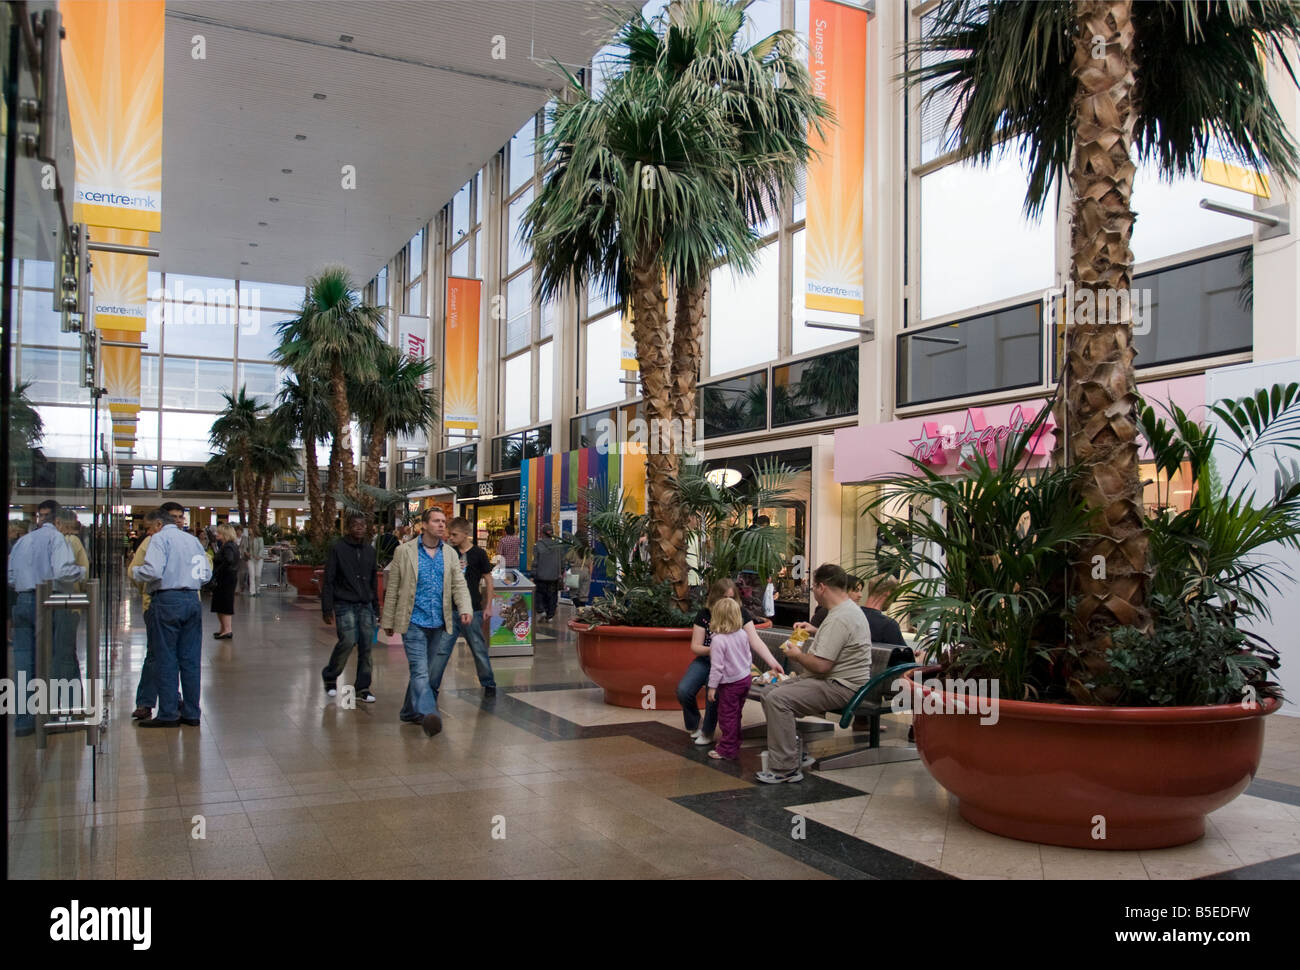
[321, 513, 380, 703]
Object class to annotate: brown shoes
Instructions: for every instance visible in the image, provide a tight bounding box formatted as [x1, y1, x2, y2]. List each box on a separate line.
[421, 713, 443, 737]
[131, 706, 152, 720]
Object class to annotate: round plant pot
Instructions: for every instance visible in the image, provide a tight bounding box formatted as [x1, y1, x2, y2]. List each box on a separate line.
[905, 668, 1281, 850]
[284, 563, 321, 597]
[571, 619, 772, 710]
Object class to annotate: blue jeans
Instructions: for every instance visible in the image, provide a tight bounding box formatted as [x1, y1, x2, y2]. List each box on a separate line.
[677, 655, 718, 735]
[12, 592, 35, 733]
[135, 605, 160, 709]
[439, 610, 495, 689]
[400, 624, 454, 721]
[323, 603, 375, 691]
[152, 589, 203, 721]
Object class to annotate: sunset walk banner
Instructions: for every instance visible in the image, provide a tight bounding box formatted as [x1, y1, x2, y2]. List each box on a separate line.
[805, 0, 866, 317]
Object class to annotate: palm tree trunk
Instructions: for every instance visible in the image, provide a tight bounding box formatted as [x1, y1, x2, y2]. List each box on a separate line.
[630, 253, 688, 606]
[330, 360, 358, 503]
[1056, 0, 1150, 700]
[257, 475, 273, 534]
[324, 433, 341, 533]
[361, 419, 386, 515]
[303, 436, 324, 542]
[669, 277, 707, 600]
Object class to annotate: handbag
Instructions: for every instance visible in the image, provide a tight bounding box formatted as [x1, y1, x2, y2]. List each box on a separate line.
[564, 569, 581, 591]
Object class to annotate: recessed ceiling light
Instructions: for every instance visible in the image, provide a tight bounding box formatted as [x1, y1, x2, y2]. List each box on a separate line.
[294, 134, 307, 141]
[268, 197, 279, 202]
[339, 34, 353, 43]
[313, 93, 327, 100]
[281, 168, 293, 174]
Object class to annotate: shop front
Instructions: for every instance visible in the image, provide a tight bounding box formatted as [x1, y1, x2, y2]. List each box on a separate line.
[834, 376, 1207, 576]
[455, 476, 519, 562]
[700, 447, 812, 628]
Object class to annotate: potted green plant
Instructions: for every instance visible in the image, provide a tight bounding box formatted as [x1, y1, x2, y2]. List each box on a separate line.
[571, 459, 797, 708]
[284, 532, 336, 597]
[871, 388, 1298, 850]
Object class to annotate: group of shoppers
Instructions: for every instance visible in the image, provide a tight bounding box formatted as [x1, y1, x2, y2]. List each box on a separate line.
[320, 508, 496, 739]
[676, 565, 902, 783]
[128, 502, 212, 726]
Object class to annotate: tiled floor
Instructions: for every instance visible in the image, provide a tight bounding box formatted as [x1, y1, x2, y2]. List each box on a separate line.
[6, 586, 1300, 880]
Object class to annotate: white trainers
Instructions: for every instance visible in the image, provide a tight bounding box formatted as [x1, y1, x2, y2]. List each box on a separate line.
[359, 690, 376, 703]
[689, 728, 701, 740]
[694, 732, 714, 746]
[326, 687, 337, 697]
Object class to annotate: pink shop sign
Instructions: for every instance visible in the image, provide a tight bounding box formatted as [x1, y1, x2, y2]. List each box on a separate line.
[834, 375, 1206, 484]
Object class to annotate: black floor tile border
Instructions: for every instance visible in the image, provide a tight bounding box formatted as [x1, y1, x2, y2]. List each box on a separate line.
[1199, 851, 1300, 879]
[454, 687, 1300, 881]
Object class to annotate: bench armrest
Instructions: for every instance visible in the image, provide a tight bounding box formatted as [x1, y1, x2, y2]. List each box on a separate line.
[838, 663, 922, 728]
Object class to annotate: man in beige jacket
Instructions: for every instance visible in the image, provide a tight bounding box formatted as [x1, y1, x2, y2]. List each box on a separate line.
[382, 507, 472, 736]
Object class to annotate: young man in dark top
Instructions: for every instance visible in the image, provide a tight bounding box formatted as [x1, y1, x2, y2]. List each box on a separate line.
[440, 517, 498, 696]
[321, 513, 380, 703]
[799, 574, 905, 646]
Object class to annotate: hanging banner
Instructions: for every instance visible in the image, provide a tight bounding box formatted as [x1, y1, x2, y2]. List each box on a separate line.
[444, 277, 481, 430]
[398, 314, 430, 387]
[805, 0, 866, 316]
[102, 329, 142, 411]
[63, 0, 165, 232]
[620, 304, 638, 371]
[92, 228, 150, 331]
[1202, 139, 1271, 198]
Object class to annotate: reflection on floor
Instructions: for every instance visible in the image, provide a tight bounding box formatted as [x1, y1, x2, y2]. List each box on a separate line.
[6, 586, 1300, 880]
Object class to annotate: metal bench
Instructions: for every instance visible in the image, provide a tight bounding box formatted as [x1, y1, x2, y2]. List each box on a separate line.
[811, 661, 923, 770]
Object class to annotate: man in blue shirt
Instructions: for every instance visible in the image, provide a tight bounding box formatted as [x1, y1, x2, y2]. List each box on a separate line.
[6, 500, 85, 736]
[380, 507, 472, 737]
[131, 502, 211, 727]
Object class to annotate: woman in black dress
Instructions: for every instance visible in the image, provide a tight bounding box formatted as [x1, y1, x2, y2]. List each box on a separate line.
[211, 523, 239, 639]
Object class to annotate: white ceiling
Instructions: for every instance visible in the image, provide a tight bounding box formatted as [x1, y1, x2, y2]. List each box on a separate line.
[156, 0, 637, 285]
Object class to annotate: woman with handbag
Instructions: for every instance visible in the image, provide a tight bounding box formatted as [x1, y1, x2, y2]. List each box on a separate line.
[565, 546, 593, 608]
[211, 523, 239, 639]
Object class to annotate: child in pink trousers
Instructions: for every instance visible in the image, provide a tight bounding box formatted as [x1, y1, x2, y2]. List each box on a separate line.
[706, 597, 752, 761]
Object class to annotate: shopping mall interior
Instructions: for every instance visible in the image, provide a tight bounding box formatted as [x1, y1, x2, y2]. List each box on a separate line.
[4, 0, 1300, 910]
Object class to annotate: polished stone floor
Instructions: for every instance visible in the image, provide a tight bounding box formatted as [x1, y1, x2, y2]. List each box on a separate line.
[6, 584, 1300, 880]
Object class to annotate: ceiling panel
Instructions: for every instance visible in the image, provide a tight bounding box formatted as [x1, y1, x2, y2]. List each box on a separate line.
[155, 0, 638, 285]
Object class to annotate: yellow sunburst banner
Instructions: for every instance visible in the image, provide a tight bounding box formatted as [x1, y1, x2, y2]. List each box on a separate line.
[102, 329, 142, 413]
[62, 0, 165, 232]
[445, 277, 481, 430]
[92, 228, 149, 331]
[805, 0, 866, 315]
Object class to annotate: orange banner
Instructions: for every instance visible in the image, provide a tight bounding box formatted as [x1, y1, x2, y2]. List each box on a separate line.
[805, 0, 866, 316]
[102, 329, 141, 413]
[444, 277, 481, 430]
[91, 228, 150, 331]
[63, 0, 165, 232]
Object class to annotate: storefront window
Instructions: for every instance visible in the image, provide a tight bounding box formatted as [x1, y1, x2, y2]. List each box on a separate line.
[920, 154, 1056, 322]
[898, 301, 1042, 407]
[772, 347, 859, 427]
[700, 370, 767, 438]
[709, 242, 779, 375]
[585, 310, 623, 410]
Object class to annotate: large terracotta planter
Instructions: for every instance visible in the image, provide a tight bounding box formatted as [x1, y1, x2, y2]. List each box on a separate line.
[905, 668, 1281, 850]
[284, 563, 321, 597]
[571, 619, 772, 710]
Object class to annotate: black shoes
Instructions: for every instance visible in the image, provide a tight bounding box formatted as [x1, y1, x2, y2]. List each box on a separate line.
[180, 716, 200, 726]
[139, 718, 179, 728]
[421, 713, 443, 737]
[214, 632, 233, 640]
[484, 686, 497, 697]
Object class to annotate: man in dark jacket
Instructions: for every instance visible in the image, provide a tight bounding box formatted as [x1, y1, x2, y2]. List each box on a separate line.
[531, 523, 565, 621]
[321, 513, 380, 703]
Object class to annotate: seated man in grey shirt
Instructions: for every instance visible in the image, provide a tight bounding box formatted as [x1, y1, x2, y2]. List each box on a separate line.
[757, 563, 873, 784]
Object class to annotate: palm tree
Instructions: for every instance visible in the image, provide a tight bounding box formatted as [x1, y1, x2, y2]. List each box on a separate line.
[9, 381, 45, 480]
[526, 0, 826, 606]
[276, 372, 334, 540]
[248, 410, 298, 536]
[910, 0, 1300, 689]
[208, 386, 267, 527]
[348, 343, 439, 513]
[273, 266, 385, 509]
